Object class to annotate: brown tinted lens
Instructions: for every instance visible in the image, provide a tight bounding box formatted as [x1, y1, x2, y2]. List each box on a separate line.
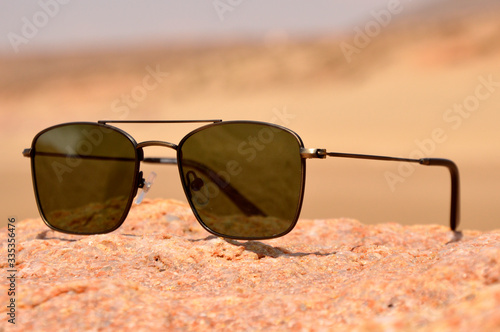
[32, 124, 138, 234]
[178, 122, 304, 239]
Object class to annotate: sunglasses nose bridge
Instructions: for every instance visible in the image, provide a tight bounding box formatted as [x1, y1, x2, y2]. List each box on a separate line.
[134, 141, 179, 203]
[137, 140, 178, 150]
[137, 141, 179, 165]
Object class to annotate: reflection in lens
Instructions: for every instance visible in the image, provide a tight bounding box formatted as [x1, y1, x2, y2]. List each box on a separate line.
[32, 124, 138, 234]
[178, 122, 304, 239]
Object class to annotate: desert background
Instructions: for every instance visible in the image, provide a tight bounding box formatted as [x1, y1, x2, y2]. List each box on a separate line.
[1, 0, 499, 231]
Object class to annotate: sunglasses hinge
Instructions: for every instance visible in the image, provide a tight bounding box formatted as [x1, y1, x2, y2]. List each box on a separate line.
[300, 148, 327, 159]
[22, 148, 32, 158]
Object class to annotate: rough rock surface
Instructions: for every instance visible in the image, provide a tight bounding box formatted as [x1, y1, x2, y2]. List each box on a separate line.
[1, 199, 499, 331]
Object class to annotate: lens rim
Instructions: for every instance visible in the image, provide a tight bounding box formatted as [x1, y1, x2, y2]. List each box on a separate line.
[177, 120, 307, 240]
[29, 122, 142, 235]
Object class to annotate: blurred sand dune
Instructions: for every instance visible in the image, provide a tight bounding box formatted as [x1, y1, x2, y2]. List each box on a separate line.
[1, 3, 499, 230]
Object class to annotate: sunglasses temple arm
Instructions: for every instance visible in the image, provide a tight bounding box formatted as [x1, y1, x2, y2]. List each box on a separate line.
[302, 149, 460, 231]
[143, 157, 177, 165]
[143, 157, 266, 217]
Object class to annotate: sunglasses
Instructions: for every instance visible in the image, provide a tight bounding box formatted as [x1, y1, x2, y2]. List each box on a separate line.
[23, 120, 460, 239]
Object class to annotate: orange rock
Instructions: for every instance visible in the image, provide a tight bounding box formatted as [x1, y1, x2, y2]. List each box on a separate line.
[1, 199, 499, 331]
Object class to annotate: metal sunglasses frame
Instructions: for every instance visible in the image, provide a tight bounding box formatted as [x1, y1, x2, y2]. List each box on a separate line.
[23, 120, 460, 239]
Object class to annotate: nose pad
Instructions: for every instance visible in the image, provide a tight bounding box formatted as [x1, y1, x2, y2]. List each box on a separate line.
[187, 171, 204, 191]
[136, 171, 157, 204]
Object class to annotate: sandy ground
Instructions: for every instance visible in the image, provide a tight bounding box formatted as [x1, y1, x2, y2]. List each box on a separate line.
[1, 8, 499, 231]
